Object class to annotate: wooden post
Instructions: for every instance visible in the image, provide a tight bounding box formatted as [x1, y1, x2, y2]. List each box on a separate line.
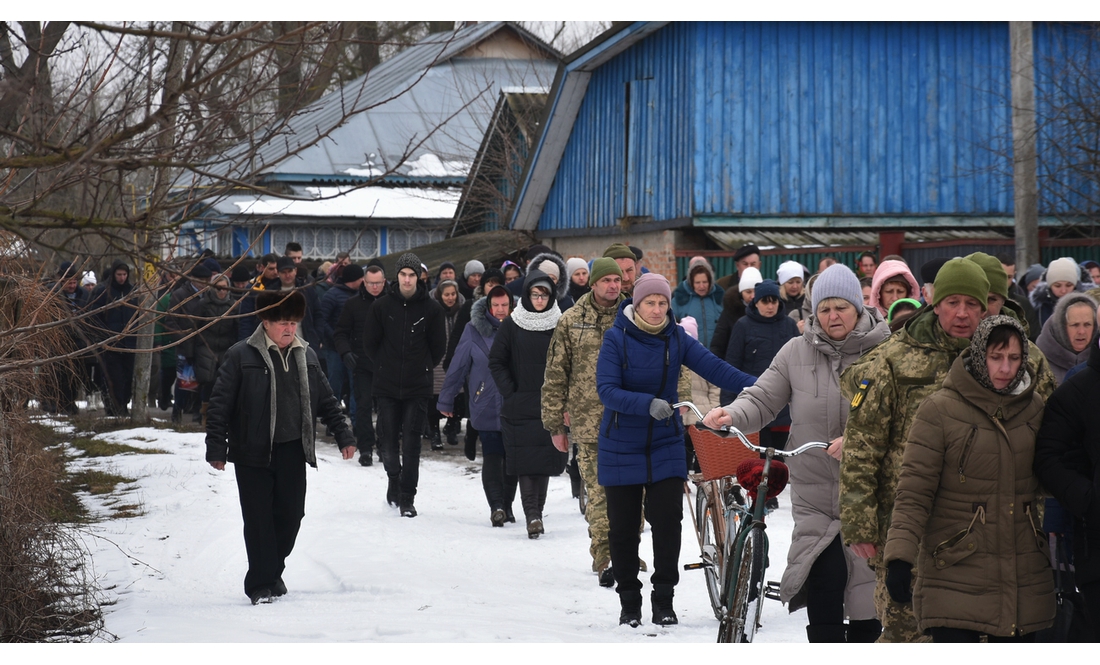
[1011, 21, 1040, 269]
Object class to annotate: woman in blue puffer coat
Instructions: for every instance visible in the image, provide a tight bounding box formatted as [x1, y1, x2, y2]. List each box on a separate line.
[597, 272, 755, 628]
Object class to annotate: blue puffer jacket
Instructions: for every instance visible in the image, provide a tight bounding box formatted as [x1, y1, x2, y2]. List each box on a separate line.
[672, 279, 724, 349]
[596, 300, 756, 486]
[437, 298, 502, 432]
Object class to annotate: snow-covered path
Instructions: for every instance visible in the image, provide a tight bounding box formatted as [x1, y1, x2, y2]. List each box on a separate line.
[63, 420, 811, 643]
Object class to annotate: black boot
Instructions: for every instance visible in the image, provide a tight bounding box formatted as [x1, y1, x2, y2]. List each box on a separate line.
[386, 476, 399, 506]
[806, 624, 847, 643]
[430, 432, 444, 450]
[651, 584, 678, 625]
[618, 590, 643, 627]
[399, 493, 417, 518]
[846, 618, 882, 643]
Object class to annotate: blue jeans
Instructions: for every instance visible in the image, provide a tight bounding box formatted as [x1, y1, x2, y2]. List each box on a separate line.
[322, 348, 355, 418]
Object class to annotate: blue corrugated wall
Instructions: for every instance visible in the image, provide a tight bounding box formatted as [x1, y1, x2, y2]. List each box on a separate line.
[537, 21, 1092, 233]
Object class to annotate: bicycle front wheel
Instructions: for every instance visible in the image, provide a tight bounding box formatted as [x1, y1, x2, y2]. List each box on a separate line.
[718, 525, 766, 643]
[697, 483, 724, 620]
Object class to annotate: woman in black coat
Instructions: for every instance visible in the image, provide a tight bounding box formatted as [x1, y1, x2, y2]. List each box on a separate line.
[489, 269, 567, 539]
[192, 274, 239, 421]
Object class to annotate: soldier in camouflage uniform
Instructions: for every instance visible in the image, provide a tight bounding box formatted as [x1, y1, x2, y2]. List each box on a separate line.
[544, 257, 626, 583]
[839, 258, 1056, 642]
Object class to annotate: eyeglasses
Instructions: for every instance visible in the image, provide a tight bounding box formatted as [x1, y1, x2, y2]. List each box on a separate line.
[529, 293, 550, 301]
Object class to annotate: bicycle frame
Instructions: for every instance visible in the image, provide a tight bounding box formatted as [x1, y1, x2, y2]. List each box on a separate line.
[674, 402, 827, 642]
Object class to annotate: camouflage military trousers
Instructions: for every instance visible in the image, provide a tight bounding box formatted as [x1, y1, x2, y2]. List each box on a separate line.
[873, 563, 931, 643]
[577, 441, 646, 574]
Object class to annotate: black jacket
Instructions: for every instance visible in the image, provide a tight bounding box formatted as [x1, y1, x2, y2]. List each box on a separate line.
[363, 280, 446, 398]
[192, 293, 239, 384]
[205, 326, 354, 469]
[164, 281, 206, 359]
[709, 287, 749, 360]
[319, 283, 357, 349]
[1034, 340, 1100, 585]
[488, 308, 567, 477]
[722, 301, 800, 408]
[333, 286, 377, 373]
[88, 261, 137, 348]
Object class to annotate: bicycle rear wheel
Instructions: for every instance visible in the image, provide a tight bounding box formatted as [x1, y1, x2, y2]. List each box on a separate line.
[717, 525, 766, 643]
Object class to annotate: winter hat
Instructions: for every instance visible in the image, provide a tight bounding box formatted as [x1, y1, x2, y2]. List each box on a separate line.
[738, 267, 763, 293]
[752, 279, 781, 305]
[932, 258, 989, 311]
[920, 257, 949, 285]
[688, 256, 709, 271]
[436, 261, 456, 278]
[811, 264, 864, 314]
[341, 264, 364, 283]
[189, 263, 213, 281]
[229, 264, 251, 283]
[629, 246, 644, 261]
[1046, 257, 1080, 286]
[965, 252, 1009, 300]
[276, 256, 296, 272]
[1019, 263, 1045, 290]
[201, 257, 223, 274]
[732, 243, 761, 263]
[81, 270, 97, 287]
[463, 259, 485, 279]
[589, 257, 623, 284]
[631, 272, 672, 304]
[480, 267, 505, 289]
[395, 252, 422, 275]
[524, 244, 553, 262]
[679, 316, 699, 340]
[255, 289, 306, 322]
[566, 257, 588, 278]
[888, 298, 922, 323]
[57, 261, 77, 280]
[602, 243, 636, 261]
[776, 261, 804, 286]
[535, 258, 560, 280]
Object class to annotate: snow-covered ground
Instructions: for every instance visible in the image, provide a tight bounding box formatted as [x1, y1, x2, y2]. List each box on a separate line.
[52, 415, 819, 644]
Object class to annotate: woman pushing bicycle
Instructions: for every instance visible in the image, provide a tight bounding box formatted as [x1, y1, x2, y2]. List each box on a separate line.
[596, 273, 755, 628]
[703, 264, 890, 642]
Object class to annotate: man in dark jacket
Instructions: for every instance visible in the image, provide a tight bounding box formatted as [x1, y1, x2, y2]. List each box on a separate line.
[319, 263, 364, 417]
[164, 263, 212, 422]
[363, 252, 446, 517]
[333, 265, 386, 465]
[206, 290, 356, 606]
[88, 260, 138, 416]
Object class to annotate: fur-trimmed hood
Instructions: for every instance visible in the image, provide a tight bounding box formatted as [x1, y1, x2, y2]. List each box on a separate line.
[525, 252, 569, 301]
[470, 296, 502, 338]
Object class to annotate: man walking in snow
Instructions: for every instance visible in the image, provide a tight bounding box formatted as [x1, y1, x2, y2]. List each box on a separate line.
[206, 290, 356, 605]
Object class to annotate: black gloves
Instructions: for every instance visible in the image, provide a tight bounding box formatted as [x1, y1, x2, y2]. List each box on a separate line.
[342, 352, 358, 372]
[885, 559, 913, 604]
[648, 398, 673, 420]
[464, 437, 477, 461]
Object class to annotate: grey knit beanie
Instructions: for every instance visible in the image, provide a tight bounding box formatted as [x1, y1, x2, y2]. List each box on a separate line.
[811, 264, 864, 314]
[464, 259, 485, 279]
[395, 252, 422, 275]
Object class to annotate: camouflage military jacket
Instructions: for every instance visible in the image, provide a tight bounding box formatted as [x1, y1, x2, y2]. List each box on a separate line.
[542, 291, 624, 443]
[839, 307, 1055, 557]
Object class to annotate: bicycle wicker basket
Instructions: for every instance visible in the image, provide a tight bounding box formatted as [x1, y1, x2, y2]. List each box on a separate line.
[687, 425, 760, 482]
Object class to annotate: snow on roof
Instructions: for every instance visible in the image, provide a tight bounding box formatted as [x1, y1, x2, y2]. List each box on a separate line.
[233, 186, 462, 220]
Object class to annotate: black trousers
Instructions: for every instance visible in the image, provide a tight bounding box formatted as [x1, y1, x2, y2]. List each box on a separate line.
[234, 439, 307, 597]
[100, 350, 134, 415]
[377, 395, 427, 497]
[1080, 580, 1100, 640]
[805, 534, 847, 625]
[352, 370, 376, 453]
[479, 430, 516, 511]
[606, 476, 683, 595]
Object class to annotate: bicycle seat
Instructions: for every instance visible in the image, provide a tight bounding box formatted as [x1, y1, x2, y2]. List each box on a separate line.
[735, 459, 789, 502]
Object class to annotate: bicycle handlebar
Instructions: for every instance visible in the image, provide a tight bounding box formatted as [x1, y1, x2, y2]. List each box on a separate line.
[672, 401, 828, 459]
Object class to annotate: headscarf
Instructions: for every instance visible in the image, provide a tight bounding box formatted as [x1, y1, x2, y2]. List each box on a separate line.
[966, 315, 1029, 395]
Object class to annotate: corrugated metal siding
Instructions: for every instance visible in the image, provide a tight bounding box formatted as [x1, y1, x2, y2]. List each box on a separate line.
[694, 21, 1015, 217]
[538, 23, 695, 231]
[1034, 23, 1100, 217]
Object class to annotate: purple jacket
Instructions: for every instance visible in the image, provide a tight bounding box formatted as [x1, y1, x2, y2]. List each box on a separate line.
[438, 297, 502, 431]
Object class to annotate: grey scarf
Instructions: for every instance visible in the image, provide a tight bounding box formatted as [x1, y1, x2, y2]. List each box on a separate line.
[965, 315, 1029, 395]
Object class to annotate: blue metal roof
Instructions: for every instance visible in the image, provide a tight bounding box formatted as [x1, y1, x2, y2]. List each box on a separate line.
[191, 22, 558, 188]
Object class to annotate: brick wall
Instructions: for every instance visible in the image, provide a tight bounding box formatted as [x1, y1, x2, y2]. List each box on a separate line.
[544, 228, 706, 283]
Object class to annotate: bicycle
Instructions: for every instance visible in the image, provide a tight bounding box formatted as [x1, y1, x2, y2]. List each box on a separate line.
[674, 402, 827, 643]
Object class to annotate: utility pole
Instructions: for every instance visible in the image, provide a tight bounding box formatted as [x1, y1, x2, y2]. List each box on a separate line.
[1011, 21, 1040, 269]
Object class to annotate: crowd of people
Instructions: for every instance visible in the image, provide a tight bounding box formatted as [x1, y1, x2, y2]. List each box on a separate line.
[39, 239, 1100, 640]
